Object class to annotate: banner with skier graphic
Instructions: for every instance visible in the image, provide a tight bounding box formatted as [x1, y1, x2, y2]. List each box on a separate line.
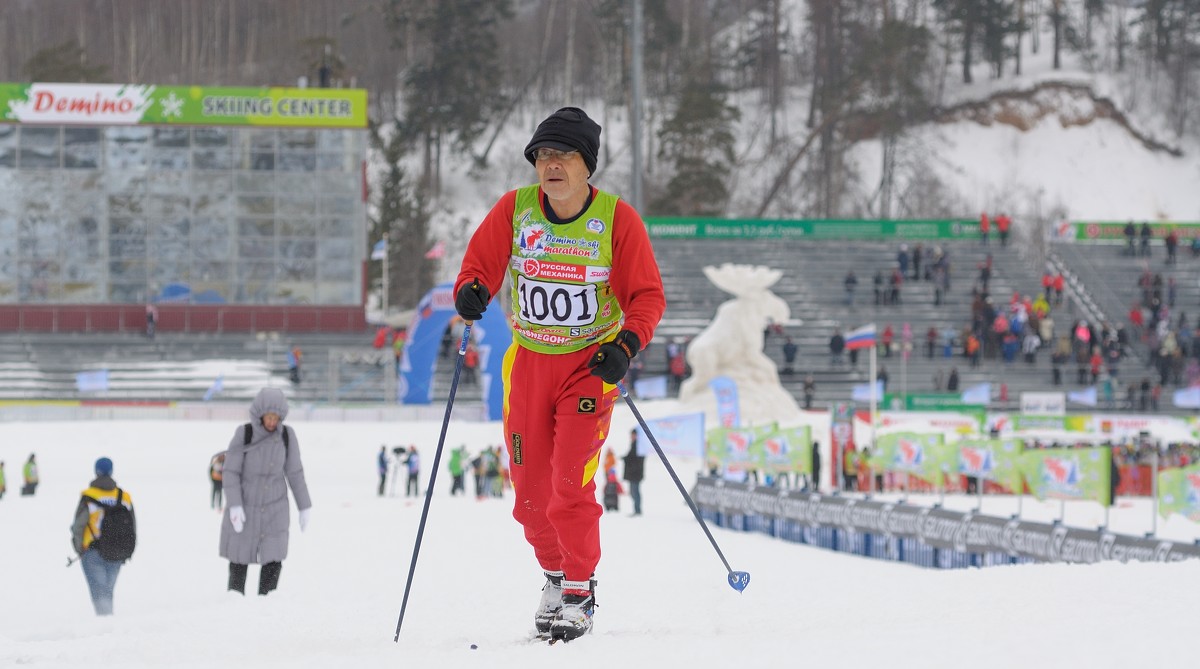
[869, 432, 955, 486]
[1157, 464, 1200, 520]
[956, 437, 1024, 492]
[758, 426, 812, 475]
[1018, 447, 1111, 505]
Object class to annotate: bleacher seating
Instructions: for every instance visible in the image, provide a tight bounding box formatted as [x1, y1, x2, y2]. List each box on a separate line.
[648, 237, 1091, 410]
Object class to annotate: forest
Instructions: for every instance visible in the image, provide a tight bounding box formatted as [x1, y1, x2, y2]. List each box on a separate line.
[2, 0, 1198, 307]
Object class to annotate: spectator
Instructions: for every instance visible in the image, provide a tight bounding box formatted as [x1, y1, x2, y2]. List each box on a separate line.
[979, 212, 990, 245]
[873, 270, 884, 305]
[911, 244, 923, 281]
[782, 337, 798, 375]
[449, 445, 467, 496]
[1041, 271, 1054, 301]
[21, 453, 37, 496]
[210, 452, 225, 509]
[463, 344, 480, 386]
[897, 245, 910, 278]
[220, 387, 312, 596]
[810, 441, 822, 493]
[1140, 222, 1152, 257]
[668, 341, 687, 394]
[287, 345, 302, 386]
[881, 324, 894, 358]
[405, 446, 421, 497]
[803, 374, 816, 410]
[842, 446, 859, 491]
[1124, 221, 1137, 256]
[0, 460, 5, 500]
[71, 457, 136, 615]
[1023, 331, 1042, 364]
[144, 303, 158, 339]
[947, 367, 960, 391]
[877, 366, 890, 392]
[843, 270, 858, 306]
[1165, 229, 1179, 265]
[933, 369, 944, 390]
[996, 212, 1011, 247]
[1053, 272, 1065, 306]
[623, 429, 645, 516]
[829, 328, 845, 366]
[926, 326, 938, 359]
[377, 446, 389, 497]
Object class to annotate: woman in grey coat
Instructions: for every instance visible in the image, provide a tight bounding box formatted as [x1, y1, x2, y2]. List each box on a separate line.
[219, 387, 312, 595]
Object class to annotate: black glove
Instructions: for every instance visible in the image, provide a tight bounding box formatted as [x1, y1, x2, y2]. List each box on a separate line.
[455, 279, 490, 321]
[588, 330, 641, 384]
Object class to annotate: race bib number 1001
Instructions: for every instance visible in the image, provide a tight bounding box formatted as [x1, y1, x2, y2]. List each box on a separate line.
[516, 275, 598, 327]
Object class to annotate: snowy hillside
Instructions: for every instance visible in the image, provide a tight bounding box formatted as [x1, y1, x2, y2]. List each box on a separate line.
[399, 9, 1200, 288]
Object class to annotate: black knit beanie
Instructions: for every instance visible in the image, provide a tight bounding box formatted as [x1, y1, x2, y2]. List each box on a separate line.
[523, 107, 601, 176]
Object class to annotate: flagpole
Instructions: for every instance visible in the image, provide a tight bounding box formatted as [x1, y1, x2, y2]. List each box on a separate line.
[382, 245, 389, 315]
[870, 330, 877, 480]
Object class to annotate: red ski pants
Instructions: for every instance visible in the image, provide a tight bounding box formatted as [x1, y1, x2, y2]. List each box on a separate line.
[502, 342, 617, 582]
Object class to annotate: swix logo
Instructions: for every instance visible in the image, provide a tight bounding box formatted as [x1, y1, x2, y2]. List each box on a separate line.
[1042, 457, 1079, 487]
[894, 438, 923, 469]
[518, 223, 549, 256]
[960, 446, 994, 476]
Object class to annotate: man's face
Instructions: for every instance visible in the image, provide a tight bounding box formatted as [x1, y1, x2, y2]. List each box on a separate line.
[534, 148, 589, 203]
[262, 412, 281, 432]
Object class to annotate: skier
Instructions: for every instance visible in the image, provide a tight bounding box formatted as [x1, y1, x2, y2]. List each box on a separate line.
[454, 106, 665, 641]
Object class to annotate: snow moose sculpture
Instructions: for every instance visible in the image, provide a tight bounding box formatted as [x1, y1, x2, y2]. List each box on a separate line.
[678, 263, 802, 424]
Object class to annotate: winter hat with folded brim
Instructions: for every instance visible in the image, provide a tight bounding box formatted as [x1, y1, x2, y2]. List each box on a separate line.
[95, 457, 113, 476]
[523, 107, 601, 176]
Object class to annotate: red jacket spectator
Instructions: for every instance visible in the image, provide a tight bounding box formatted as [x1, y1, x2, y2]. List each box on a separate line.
[1052, 273, 1065, 292]
[980, 213, 991, 232]
[996, 214, 1011, 233]
[1129, 305, 1145, 328]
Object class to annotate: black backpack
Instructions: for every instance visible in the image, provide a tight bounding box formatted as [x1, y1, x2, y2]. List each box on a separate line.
[87, 488, 136, 563]
[243, 422, 289, 449]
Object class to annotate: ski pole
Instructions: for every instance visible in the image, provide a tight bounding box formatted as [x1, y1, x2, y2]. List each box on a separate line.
[393, 320, 473, 642]
[616, 382, 750, 593]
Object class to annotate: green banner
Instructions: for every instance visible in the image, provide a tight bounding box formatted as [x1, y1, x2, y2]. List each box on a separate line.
[1018, 447, 1112, 506]
[1057, 221, 1200, 243]
[871, 432, 955, 486]
[759, 426, 812, 475]
[646, 218, 977, 240]
[706, 424, 774, 470]
[883, 392, 986, 412]
[957, 438, 1024, 492]
[0, 82, 367, 128]
[1157, 464, 1200, 520]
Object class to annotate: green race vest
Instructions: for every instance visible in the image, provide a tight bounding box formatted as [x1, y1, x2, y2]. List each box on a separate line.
[508, 185, 622, 353]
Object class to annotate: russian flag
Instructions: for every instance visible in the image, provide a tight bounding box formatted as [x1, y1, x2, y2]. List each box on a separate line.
[845, 323, 876, 350]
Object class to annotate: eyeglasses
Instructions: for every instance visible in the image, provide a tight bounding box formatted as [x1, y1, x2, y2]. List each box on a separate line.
[534, 148, 579, 162]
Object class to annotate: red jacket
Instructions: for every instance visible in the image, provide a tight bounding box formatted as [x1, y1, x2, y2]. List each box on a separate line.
[456, 186, 666, 349]
[980, 214, 990, 232]
[1052, 274, 1065, 291]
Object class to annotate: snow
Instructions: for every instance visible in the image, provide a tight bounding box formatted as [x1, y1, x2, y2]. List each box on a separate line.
[2, 406, 1198, 668]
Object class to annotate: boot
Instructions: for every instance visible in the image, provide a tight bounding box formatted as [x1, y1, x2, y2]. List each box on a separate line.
[550, 577, 596, 641]
[228, 562, 248, 594]
[534, 570, 563, 635]
[258, 561, 283, 595]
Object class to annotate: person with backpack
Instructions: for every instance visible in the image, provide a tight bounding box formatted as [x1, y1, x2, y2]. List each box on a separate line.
[404, 446, 421, 497]
[209, 452, 225, 509]
[219, 387, 312, 596]
[22, 453, 38, 496]
[70, 457, 135, 616]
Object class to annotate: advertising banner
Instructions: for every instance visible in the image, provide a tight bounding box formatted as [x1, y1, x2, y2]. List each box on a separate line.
[1020, 392, 1066, 416]
[871, 432, 955, 486]
[690, 479, 1200, 565]
[1157, 464, 1200, 521]
[645, 218, 978, 240]
[635, 412, 705, 458]
[0, 82, 368, 128]
[957, 438, 1024, 492]
[1053, 221, 1200, 242]
[1018, 447, 1112, 506]
[759, 425, 812, 475]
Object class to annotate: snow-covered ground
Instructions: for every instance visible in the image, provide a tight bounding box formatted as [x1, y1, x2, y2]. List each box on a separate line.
[2, 403, 1198, 668]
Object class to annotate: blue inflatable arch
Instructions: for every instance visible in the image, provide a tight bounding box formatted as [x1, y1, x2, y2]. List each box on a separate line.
[398, 281, 510, 421]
